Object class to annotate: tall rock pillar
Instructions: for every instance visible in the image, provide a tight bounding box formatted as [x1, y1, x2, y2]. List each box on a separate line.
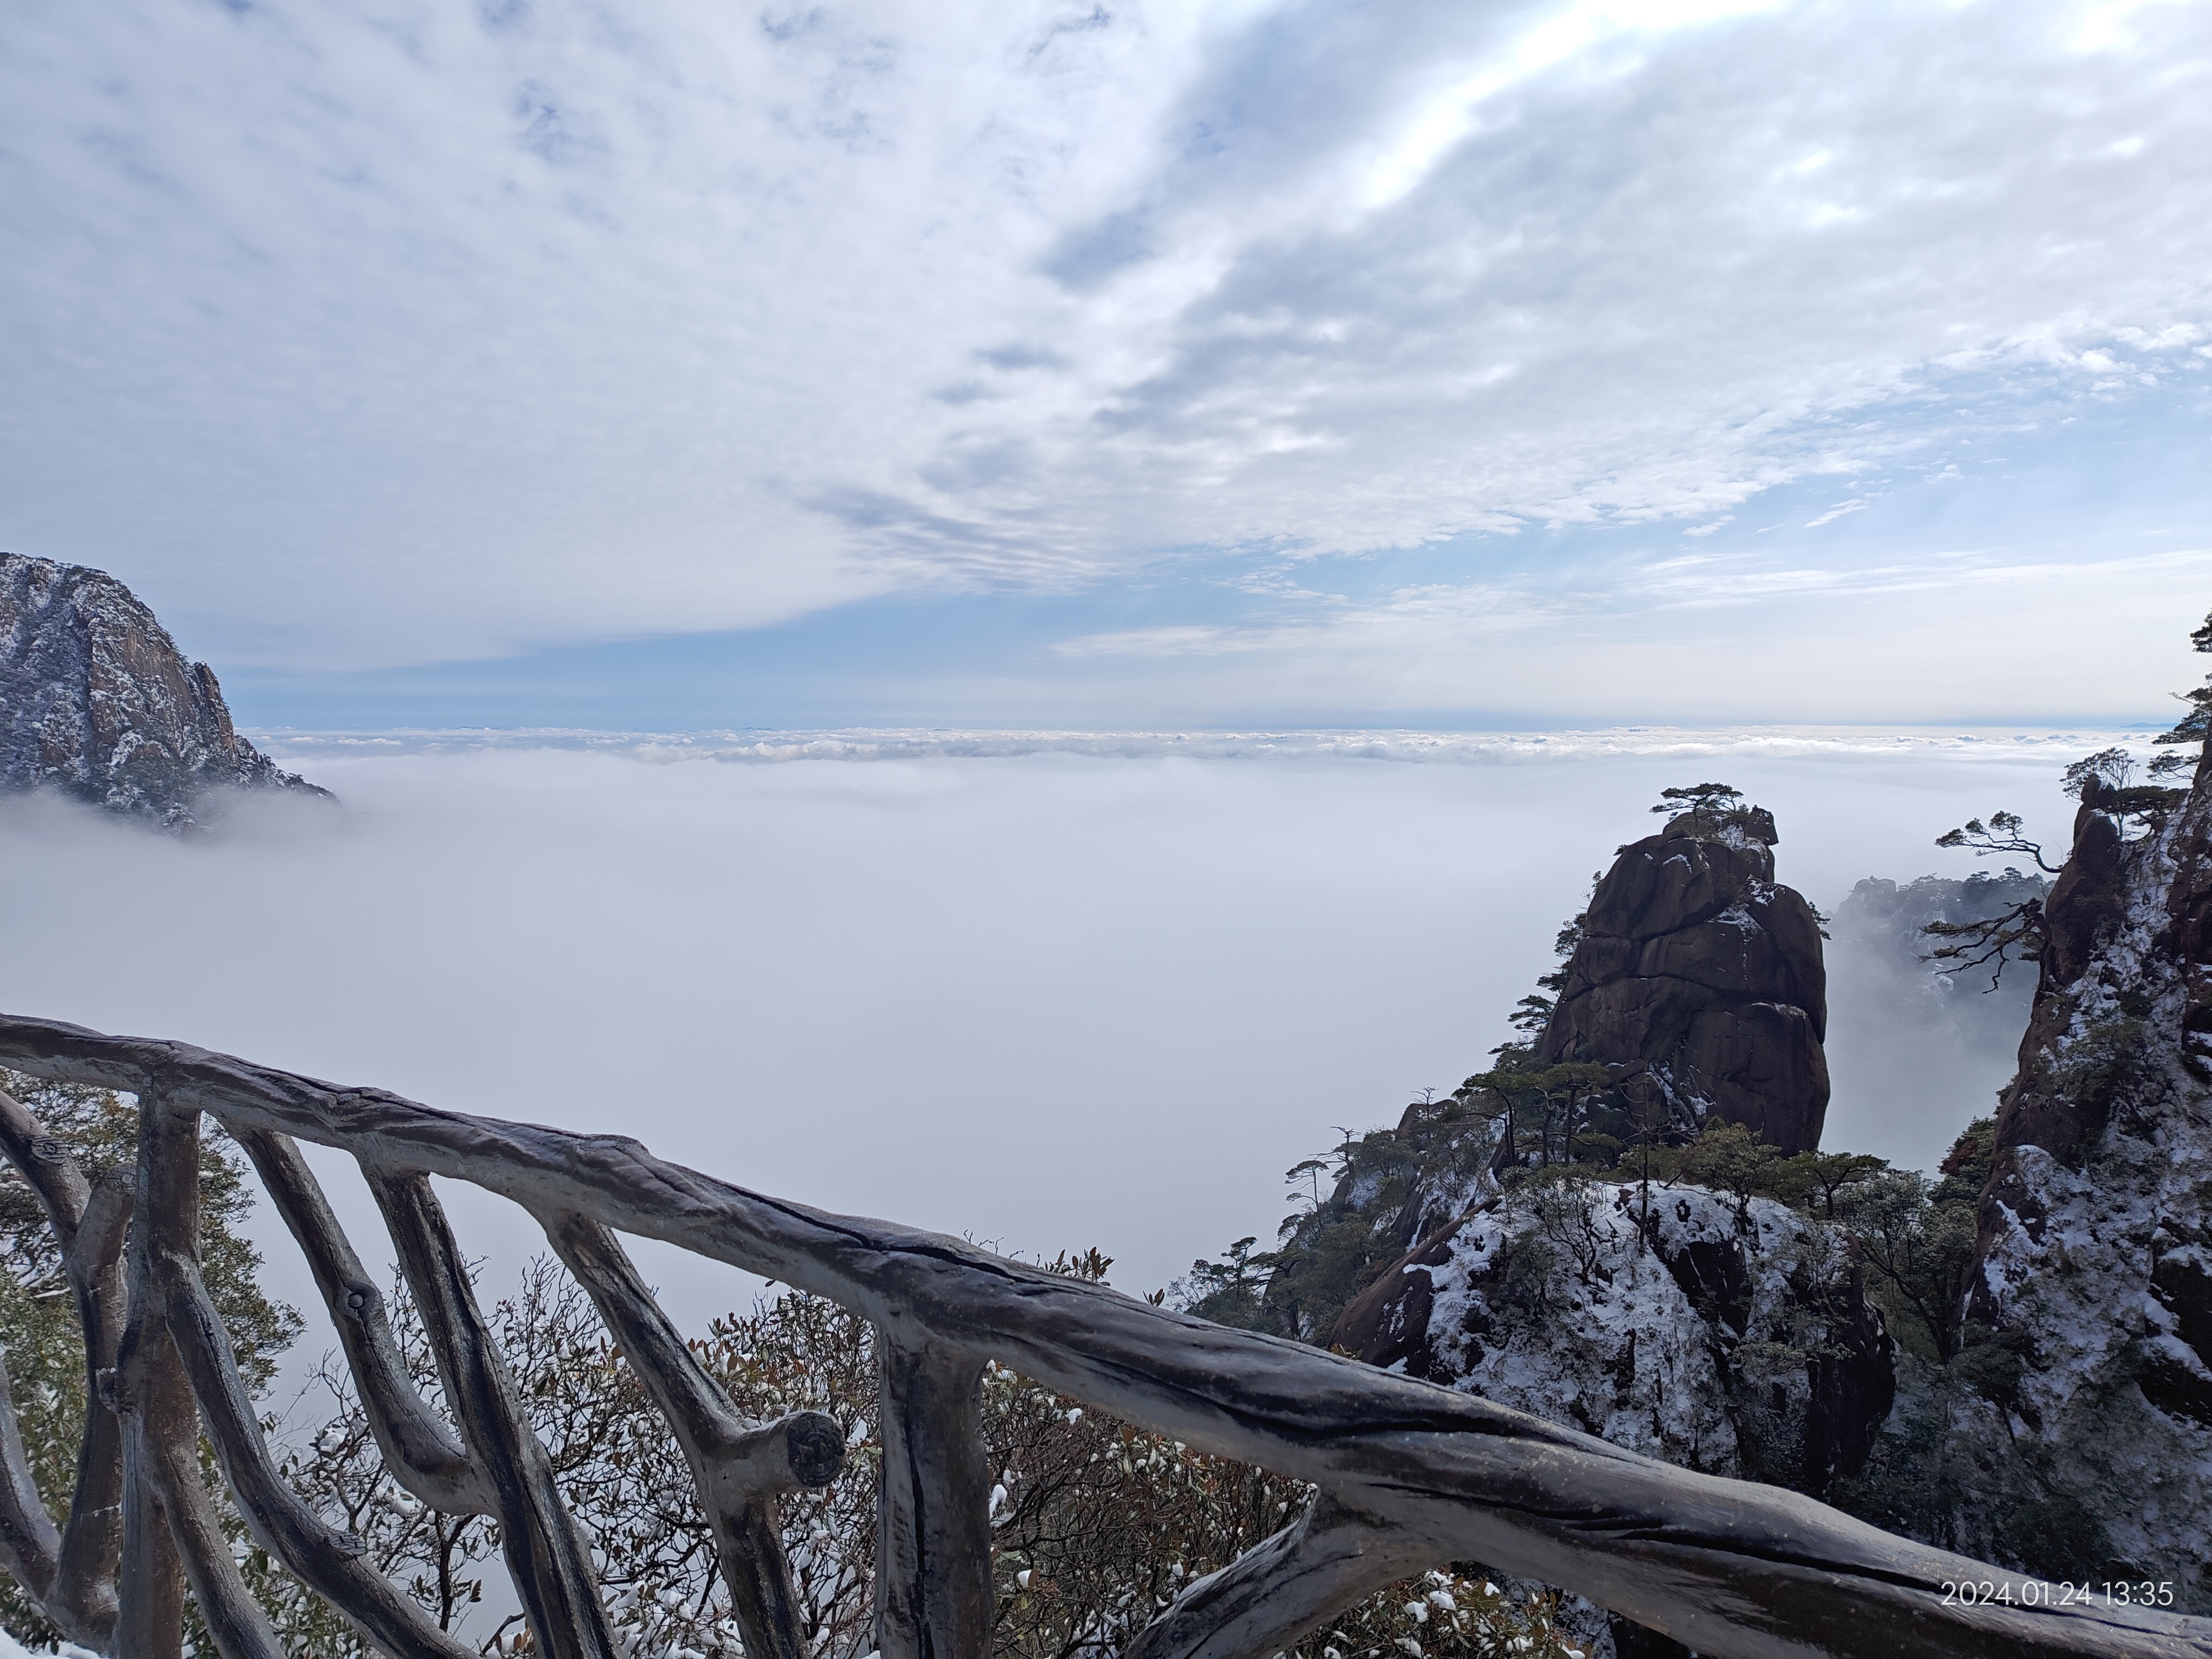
[1538, 798, 1830, 1153]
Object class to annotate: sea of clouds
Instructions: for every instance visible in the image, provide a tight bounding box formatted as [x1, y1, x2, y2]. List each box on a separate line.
[0, 727, 2126, 1415]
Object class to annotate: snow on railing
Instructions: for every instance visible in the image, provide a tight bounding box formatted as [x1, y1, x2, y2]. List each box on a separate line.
[0, 1013, 2204, 1659]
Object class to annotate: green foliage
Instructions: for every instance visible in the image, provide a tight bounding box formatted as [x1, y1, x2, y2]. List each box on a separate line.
[1624, 782, 1779, 853]
[2061, 747, 2136, 798]
[1481, 1231, 1559, 1333]
[2059, 748, 2189, 824]
[1473, 1060, 1616, 1174]
[2112, 785, 2188, 824]
[1173, 1236, 1277, 1330]
[2048, 1015, 2150, 1107]
[1921, 898, 2044, 993]
[1833, 1354, 2126, 1585]
[1776, 1150, 1891, 1216]
[1931, 1120, 1996, 1206]
[1628, 1122, 1888, 1217]
[1536, 905, 1589, 995]
[1650, 782, 1743, 818]
[1935, 809, 2062, 874]
[1825, 1119, 1996, 1368]
[2061, 752, 2185, 827]
[1673, 1120, 1782, 1226]
[1946, 1321, 2029, 1410]
[1179, 1082, 1522, 1343]
[1504, 994, 1555, 1036]
[2160, 690, 2212, 748]
[2154, 609, 2212, 755]
[1520, 1169, 1615, 1290]
[1607, 1114, 1988, 1371]
[0, 1071, 299, 1394]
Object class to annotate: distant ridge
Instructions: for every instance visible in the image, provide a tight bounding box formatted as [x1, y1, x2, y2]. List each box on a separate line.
[1, 552, 327, 831]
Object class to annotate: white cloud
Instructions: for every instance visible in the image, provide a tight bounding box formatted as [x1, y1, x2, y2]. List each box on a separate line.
[1031, 546, 2212, 724]
[1352, 0, 1790, 211]
[1805, 499, 1870, 528]
[0, 736, 2112, 1323]
[2, 0, 2209, 668]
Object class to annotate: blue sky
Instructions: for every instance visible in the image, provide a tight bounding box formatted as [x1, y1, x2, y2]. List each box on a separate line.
[6, 0, 2211, 729]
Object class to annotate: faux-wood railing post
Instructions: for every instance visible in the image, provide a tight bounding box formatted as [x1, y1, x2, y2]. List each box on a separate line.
[541, 1208, 844, 1659]
[112, 1424, 186, 1659]
[368, 1168, 621, 1659]
[124, 1088, 285, 1658]
[875, 1333, 992, 1659]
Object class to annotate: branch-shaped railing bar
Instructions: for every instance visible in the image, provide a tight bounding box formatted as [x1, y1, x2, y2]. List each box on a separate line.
[120, 1087, 284, 1658]
[538, 1208, 846, 1659]
[0, 1013, 2208, 1659]
[232, 1127, 492, 1516]
[366, 1167, 623, 1659]
[1122, 1493, 1436, 1659]
[152, 1150, 475, 1654]
[2, 1048, 845, 1659]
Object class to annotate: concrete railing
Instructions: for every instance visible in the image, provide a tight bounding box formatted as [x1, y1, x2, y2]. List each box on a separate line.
[0, 1013, 2205, 1659]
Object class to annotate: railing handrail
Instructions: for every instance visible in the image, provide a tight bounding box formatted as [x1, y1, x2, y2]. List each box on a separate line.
[1, 1012, 2205, 1659]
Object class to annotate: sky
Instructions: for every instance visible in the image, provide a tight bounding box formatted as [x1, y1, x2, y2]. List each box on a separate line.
[8, 6, 2212, 1611]
[6, 0, 2212, 729]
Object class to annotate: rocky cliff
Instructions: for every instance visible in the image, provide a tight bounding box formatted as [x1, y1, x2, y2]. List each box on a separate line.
[1333, 1176, 1893, 1499]
[1538, 792, 1830, 1154]
[1182, 742, 2212, 1643]
[1906, 760, 2212, 1607]
[1169, 795, 1892, 1655]
[1258, 797, 1883, 1659]
[0, 553, 324, 831]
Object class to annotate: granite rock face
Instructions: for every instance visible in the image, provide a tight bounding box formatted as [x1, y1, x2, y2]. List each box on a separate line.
[1, 552, 324, 831]
[1332, 1181, 1893, 1499]
[1323, 1141, 1895, 1659]
[1946, 767, 2212, 1605]
[1201, 798, 1872, 1658]
[1539, 806, 1830, 1153]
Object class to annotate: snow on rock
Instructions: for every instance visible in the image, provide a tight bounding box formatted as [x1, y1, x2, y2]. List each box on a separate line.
[1334, 1173, 1891, 1659]
[0, 552, 326, 831]
[1318, 798, 1889, 1499]
[0, 1636, 98, 1658]
[1336, 1180, 1891, 1494]
[1948, 768, 2212, 1607]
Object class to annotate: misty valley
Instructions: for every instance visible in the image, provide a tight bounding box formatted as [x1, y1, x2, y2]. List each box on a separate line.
[3, 555, 2209, 1659]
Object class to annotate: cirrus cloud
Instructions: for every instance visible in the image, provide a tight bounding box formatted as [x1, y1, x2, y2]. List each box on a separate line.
[2, 0, 2208, 676]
